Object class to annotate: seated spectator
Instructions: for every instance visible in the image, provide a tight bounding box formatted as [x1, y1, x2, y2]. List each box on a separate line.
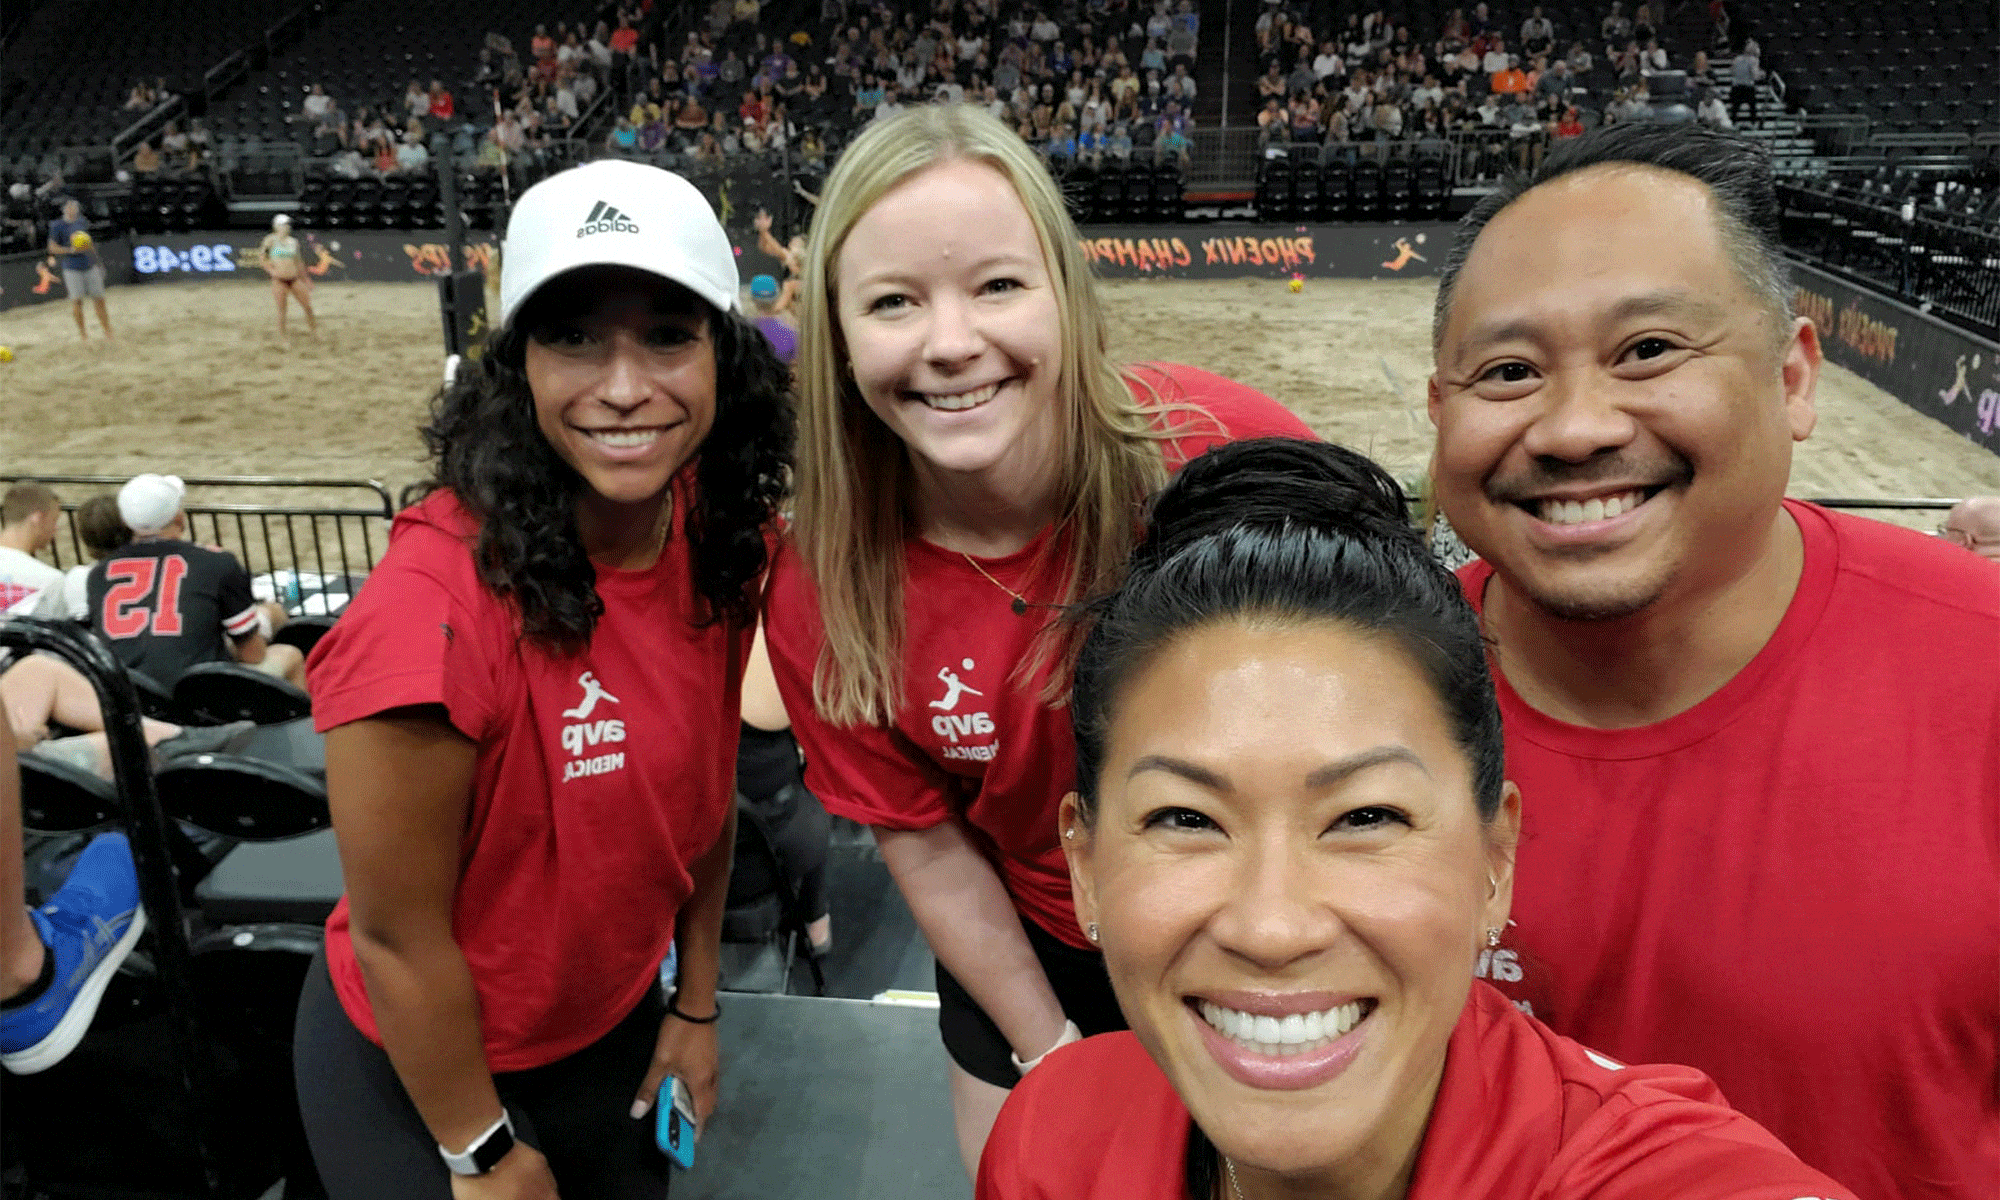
[1638, 38, 1669, 75]
[1482, 36, 1511, 75]
[1256, 96, 1287, 142]
[1492, 56, 1530, 96]
[1568, 40, 1594, 73]
[1286, 57, 1318, 97]
[6, 652, 253, 780]
[300, 83, 335, 125]
[402, 79, 429, 120]
[0, 485, 64, 619]
[123, 80, 155, 111]
[1601, 2, 1632, 44]
[1370, 95, 1405, 139]
[1554, 104, 1586, 137]
[1256, 62, 1287, 102]
[1166, 23, 1197, 70]
[131, 141, 161, 174]
[396, 127, 430, 173]
[1107, 122, 1135, 161]
[1696, 89, 1732, 128]
[427, 81, 454, 120]
[59, 495, 127, 621]
[1521, 6, 1556, 55]
[1941, 498, 2000, 562]
[1536, 58, 1574, 102]
[1046, 122, 1078, 162]
[530, 22, 554, 60]
[1155, 120, 1191, 168]
[1288, 94, 1321, 142]
[86, 475, 304, 689]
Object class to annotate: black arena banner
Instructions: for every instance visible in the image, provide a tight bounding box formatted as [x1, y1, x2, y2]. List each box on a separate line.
[1790, 259, 2000, 458]
[1075, 223, 1456, 280]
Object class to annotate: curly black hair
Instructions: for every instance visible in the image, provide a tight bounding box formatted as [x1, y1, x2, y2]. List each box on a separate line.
[420, 297, 793, 652]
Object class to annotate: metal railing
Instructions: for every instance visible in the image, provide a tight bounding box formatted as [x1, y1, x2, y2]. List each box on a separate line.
[4, 475, 395, 611]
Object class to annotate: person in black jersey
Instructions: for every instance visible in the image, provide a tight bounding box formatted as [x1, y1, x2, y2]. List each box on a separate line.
[84, 474, 305, 688]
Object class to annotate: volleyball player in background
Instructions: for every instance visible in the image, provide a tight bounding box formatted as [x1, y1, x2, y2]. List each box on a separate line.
[760, 105, 1314, 1175]
[259, 214, 317, 336]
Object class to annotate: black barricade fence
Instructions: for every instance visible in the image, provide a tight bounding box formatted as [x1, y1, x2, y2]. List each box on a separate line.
[1790, 258, 2000, 459]
[3, 474, 395, 615]
[437, 268, 489, 360]
[1076, 223, 1456, 280]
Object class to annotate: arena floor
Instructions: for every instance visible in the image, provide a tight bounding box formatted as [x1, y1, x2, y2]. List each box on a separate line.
[4, 277, 1997, 524]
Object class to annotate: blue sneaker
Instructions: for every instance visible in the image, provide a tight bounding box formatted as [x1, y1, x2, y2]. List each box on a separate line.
[1, 832, 148, 1075]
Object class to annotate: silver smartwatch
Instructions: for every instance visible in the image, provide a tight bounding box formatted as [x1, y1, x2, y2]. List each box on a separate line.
[439, 1110, 516, 1176]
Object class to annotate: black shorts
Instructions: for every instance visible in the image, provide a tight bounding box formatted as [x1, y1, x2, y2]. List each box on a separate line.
[294, 949, 672, 1199]
[934, 916, 1127, 1089]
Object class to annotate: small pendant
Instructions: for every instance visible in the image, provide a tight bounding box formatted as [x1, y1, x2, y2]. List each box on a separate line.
[1010, 596, 1028, 615]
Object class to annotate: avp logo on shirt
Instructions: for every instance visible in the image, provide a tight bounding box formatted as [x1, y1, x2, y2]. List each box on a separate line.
[929, 658, 996, 760]
[560, 670, 627, 780]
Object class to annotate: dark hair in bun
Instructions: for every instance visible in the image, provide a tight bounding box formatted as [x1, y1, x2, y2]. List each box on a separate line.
[1069, 437, 1504, 825]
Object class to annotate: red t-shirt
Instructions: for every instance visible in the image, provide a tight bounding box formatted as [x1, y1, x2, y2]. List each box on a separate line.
[979, 983, 1857, 1200]
[308, 489, 750, 1072]
[1460, 501, 2000, 1200]
[764, 364, 1314, 947]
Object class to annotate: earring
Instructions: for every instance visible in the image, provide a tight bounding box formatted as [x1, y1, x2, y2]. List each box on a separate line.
[1086, 922, 1099, 943]
[1064, 828, 1076, 840]
[1485, 927, 1502, 948]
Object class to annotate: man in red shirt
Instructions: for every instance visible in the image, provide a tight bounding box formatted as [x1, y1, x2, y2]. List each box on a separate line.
[1426, 122, 1997, 1200]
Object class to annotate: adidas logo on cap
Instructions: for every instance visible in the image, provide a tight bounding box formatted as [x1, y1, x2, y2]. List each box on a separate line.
[576, 200, 641, 237]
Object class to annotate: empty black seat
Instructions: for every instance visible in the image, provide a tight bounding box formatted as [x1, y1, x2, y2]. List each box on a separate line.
[173, 661, 312, 726]
[17, 753, 119, 833]
[193, 829, 343, 925]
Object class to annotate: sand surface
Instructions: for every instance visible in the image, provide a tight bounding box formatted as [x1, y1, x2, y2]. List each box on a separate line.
[4, 277, 1995, 534]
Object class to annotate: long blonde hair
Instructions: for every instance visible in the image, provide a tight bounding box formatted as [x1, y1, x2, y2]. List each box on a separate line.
[794, 104, 1184, 726]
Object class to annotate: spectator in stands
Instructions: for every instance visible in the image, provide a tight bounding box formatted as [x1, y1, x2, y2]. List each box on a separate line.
[1637, 37, 1668, 76]
[1482, 36, 1511, 76]
[1256, 61, 1286, 103]
[1427, 121, 1997, 1200]
[1567, 40, 1593, 74]
[1728, 43, 1760, 124]
[1165, 22, 1197, 72]
[131, 141, 162, 175]
[1600, 2, 1632, 45]
[1256, 96, 1286, 145]
[59, 495, 126, 622]
[85, 474, 304, 689]
[606, 114, 639, 153]
[260, 214, 317, 337]
[767, 103, 1311, 1178]
[1521, 5, 1555, 55]
[1492, 55, 1530, 98]
[0, 485, 63, 619]
[292, 156, 788, 1199]
[1696, 88, 1733, 129]
[1941, 497, 2000, 562]
[395, 127, 431, 175]
[123, 80, 155, 111]
[46, 199, 112, 342]
[1554, 104, 1585, 138]
[976, 440, 1866, 1200]
[427, 81, 454, 120]
[402, 80, 429, 120]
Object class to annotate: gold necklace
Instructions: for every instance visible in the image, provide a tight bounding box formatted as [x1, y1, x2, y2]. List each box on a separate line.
[960, 551, 1029, 615]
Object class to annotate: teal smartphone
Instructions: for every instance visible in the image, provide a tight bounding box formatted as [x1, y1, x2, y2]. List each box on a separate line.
[655, 1076, 697, 1169]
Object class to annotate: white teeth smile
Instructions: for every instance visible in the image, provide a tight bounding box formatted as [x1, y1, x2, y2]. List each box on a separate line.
[917, 381, 1003, 411]
[1197, 1000, 1369, 1057]
[584, 428, 661, 448]
[1538, 489, 1647, 526]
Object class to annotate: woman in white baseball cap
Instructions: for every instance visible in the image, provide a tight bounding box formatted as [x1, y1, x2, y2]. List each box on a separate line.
[294, 158, 792, 1198]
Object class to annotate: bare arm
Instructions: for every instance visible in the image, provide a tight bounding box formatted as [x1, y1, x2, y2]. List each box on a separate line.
[326, 710, 508, 1153]
[632, 800, 734, 1124]
[876, 819, 1067, 1061]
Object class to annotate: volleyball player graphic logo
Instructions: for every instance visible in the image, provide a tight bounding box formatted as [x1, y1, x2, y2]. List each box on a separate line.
[928, 659, 984, 711]
[562, 671, 620, 719]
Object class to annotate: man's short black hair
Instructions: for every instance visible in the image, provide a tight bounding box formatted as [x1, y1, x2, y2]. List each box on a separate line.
[1432, 121, 1792, 352]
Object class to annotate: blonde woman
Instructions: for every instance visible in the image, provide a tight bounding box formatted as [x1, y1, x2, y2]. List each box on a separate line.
[259, 214, 317, 335]
[760, 104, 1314, 1173]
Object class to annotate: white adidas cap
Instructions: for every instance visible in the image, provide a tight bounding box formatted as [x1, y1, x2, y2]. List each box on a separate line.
[497, 159, 739, 331]
[118, 473, 185, 535]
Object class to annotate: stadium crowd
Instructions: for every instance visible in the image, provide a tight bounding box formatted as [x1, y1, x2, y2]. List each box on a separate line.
[1247, 0, 1760, 165]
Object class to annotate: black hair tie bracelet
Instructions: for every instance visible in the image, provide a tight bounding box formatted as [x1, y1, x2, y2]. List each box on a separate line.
[667, 998, 721, 1025]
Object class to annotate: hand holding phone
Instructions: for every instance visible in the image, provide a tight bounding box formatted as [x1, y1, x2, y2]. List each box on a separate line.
[655, 1076, 698, 1169]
